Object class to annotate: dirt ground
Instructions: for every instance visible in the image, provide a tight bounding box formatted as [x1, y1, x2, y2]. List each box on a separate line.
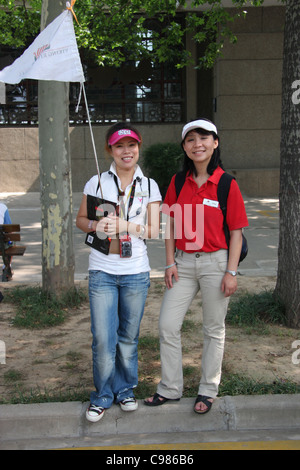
[1, 276, 300, 403]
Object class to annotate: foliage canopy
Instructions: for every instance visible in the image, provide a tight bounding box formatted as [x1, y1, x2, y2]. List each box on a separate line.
[0, 0, 271, 68]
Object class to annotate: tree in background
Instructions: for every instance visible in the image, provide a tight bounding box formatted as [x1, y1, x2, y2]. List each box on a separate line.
[275, 0, 300, 327]
[0, 0, 253, 69]
[38, 0, 75, 295]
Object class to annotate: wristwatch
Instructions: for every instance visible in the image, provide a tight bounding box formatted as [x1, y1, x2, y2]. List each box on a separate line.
[226, 269, 237, 277]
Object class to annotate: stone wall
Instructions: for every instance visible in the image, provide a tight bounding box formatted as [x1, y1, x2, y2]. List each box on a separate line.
[214, 6, 284, 196]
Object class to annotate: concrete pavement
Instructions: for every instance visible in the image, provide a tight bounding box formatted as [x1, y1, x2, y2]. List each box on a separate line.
[0, 191, 279, 282]
[1, 395, 300, 450]
[2, 192, 299, 451]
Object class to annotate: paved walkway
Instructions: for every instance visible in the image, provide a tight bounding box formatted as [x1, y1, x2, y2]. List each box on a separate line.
[0, 192, 279, 282]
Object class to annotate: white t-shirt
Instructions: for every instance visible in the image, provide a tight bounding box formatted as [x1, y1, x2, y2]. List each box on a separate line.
[83, 163, 162, 275]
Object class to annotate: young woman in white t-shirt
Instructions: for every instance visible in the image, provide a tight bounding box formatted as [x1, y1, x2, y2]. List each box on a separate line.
[76, 122, 161, 422]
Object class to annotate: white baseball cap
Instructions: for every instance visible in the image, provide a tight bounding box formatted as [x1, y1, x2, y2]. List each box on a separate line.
[182, 119, 218, 141]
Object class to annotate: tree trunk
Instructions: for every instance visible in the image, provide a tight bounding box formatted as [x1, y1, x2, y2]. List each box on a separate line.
[38, 0, 75, 294]
[275, 0, 300, 328]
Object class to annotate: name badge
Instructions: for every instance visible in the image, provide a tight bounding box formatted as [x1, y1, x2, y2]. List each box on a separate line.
[135, 191, 149, 197]
[203, 198, 219, 208]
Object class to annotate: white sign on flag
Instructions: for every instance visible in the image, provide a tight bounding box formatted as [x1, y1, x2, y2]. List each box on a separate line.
[0, 9, 85, 84]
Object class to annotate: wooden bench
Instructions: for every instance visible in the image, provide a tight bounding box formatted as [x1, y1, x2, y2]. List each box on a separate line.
[0, 224, 26, 282]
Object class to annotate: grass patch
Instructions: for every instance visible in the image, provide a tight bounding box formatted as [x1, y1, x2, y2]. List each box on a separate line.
[3, 286, 87, 329]
[4, 369, 25, 384]
[2, 373, 299, 405]
[182, 319, 195, 332]
[0, 386, 90, 405]
[227, 290, 285, 329]
[139, 335, 160, 350]
[136, 335, 161, 399]
[219, 373, 300, 397]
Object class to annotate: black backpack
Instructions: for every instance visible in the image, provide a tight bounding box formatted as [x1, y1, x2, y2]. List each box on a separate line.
[174, 171, 248, 264]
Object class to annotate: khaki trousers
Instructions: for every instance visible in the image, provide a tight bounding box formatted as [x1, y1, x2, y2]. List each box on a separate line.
[157, 249, 229, 399]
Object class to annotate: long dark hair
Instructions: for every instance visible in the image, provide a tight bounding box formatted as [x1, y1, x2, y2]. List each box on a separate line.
[181, 118, 224, 176]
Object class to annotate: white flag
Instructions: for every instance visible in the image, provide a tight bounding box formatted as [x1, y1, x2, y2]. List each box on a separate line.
[0, 9, 85, 84]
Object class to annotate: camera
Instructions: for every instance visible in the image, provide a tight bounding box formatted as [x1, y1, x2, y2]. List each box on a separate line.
[119, 235, 132, 258]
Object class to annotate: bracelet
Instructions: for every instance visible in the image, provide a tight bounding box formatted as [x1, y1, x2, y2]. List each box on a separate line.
[165, 262, 177, 270]
[88, 220, 94, 231]
[139, 225, 146, 239]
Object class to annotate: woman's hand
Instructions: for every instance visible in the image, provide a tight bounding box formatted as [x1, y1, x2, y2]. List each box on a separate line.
[221, 229, 242, 297]
[96, 213, 127, 237]
[221, 272, 238, 298]
[165, 265, 179, 289]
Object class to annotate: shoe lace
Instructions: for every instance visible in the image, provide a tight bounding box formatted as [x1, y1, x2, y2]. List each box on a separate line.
[89, 404, 104, 413]
[122, 397, 135, 404]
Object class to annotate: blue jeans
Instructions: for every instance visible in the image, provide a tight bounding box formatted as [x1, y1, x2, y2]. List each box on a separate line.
[88, 270, 150, 408]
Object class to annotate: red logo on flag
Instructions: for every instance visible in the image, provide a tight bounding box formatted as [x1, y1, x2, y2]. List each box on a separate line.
[33, 44, 50, 61]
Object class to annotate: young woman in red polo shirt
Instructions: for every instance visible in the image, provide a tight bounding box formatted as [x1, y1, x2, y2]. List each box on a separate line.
[145, 118, 248, 414]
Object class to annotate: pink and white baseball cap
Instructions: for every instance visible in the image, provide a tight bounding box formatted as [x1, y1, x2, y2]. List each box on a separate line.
[108, 129, 141, 146]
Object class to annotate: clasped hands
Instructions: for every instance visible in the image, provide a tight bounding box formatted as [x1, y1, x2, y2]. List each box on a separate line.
[96, 213, 127, 237]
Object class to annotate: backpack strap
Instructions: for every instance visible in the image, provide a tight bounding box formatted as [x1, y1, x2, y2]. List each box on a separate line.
[217, 172, 235, 248]
[174, 169, 244, 257]
[175, 170, 235, 212]
[174, 171, 187, 198]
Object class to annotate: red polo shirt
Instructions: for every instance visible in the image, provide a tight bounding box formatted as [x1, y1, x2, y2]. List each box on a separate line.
[162, 167, 249, 253]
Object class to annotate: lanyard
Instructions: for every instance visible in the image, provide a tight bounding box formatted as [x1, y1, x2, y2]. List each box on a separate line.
[119, 187, 132, 219]
[113, 174, 137, 222]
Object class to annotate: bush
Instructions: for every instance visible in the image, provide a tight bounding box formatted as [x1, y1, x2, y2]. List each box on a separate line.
[143, 142, 184, 197]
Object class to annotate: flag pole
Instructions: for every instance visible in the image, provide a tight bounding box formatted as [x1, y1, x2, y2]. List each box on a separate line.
[66, 2, 103, 198]
[81, 84, 104, 199]
[66, 0, 80, 25]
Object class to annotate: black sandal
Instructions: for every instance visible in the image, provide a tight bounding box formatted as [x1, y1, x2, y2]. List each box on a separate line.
[194, 395, 213, 414]
[144, 393, 180, 407]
